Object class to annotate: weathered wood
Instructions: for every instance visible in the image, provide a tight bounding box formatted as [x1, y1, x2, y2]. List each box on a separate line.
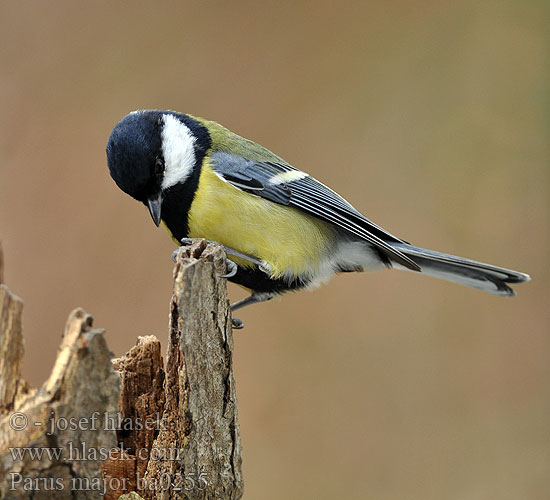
[103, 240, 243, 499]
[119, 493, 147, 500]
[136, 240, 243, 500]
[0, 283, 24, 413]
[101, 335, 166, 499]
[0, 308, 120, 499]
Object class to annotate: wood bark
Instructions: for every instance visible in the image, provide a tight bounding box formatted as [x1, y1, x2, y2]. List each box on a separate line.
[0, 240, 243, 500]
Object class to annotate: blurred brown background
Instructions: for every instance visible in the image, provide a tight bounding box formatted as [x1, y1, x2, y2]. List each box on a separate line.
[1, 1, 548, 498]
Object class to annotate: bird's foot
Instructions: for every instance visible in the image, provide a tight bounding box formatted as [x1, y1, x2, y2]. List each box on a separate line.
[231, 317, 244, 329]
[173, 241, 238, 278]
[176, 238, 268, 276]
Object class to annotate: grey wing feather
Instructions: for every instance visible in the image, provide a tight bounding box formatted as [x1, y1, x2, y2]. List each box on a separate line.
[210, 151, 420, 271]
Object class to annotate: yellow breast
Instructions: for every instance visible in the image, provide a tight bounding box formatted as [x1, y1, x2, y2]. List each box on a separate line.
[187, 163, 336, 278]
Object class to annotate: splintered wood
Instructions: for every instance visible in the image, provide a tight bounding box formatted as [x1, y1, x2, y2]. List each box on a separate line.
[0, 306, 120, 500]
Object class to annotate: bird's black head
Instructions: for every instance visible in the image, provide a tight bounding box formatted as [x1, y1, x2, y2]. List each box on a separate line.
[106, 110, 211, 226]
[107, 111, 164, 202]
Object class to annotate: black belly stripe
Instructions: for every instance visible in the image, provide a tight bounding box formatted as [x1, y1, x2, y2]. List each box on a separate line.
[228, 265, 310, 294]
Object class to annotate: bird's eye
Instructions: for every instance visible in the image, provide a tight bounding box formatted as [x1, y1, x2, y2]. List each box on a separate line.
[155, 156, 165, 176]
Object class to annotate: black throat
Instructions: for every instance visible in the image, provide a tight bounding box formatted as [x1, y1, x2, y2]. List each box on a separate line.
[160, 169, 201, 241]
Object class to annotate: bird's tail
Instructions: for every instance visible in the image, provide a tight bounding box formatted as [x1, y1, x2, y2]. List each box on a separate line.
[389, 242, 530, 296]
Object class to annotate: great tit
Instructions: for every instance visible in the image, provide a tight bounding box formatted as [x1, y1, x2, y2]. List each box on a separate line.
[106, 110, 530, 316]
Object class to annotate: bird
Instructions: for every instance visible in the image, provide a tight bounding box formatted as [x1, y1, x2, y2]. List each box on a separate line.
[106, 110, 530, 325]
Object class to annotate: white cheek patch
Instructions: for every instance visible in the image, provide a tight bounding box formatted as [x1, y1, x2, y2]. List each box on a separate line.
[269, 170, 308, 185]
[161, 114, 196, 189]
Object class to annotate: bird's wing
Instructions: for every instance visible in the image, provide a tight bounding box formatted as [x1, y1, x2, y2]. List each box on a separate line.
[209, 151, 420, 271]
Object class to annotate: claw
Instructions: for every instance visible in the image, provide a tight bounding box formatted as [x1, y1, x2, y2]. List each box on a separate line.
[259, 261, 272, 275]
[171, 249, 179, 263]
[220, 259, 238, 278]
[232, 317, 244, 329]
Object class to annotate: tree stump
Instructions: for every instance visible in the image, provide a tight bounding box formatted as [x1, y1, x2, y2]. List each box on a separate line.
[0, 240, 243, 500]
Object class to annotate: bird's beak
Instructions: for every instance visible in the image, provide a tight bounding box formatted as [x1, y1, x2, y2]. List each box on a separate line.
[147, 192, 163, 227]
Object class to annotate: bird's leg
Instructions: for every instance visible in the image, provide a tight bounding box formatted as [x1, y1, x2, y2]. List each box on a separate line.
[175, 238, 268, 277]
[230, 291, 276, 329]
[174, 239, 274, 329]
[231, 291, 276, 312]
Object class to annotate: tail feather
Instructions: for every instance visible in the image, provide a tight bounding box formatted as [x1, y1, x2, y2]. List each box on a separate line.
[390, 243, 531, 297]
